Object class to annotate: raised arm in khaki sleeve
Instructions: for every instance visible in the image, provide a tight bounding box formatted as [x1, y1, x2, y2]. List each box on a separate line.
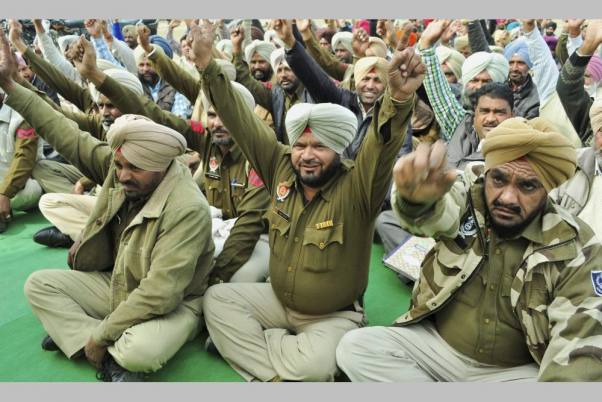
[232, 52, 273, 112]
[5, 83, 112, 185]
[302, 29, 350, 82]
[146, 45, 200, 104]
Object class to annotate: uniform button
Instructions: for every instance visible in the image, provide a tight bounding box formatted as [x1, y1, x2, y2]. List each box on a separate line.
[484, 318, 490, 324]
[489, 285, 495, 291]
[287, 266, 294, 272]
[96, 219, 102, 226]
[495, 248, 501, 255]
[294, 237, 299, 243]
[319, 242, 325, 249]
[271, 224, 276, 229]
[430, 302, 437, 307]
[479, 348, 484, 353]
[460, 274, 466, 279]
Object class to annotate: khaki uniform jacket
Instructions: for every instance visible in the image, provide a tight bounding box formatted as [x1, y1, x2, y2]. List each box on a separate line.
[392, 171, 602, 381]
[97, 74, 270, 283]
[200, 59, 414, 315]
[549, 147, 596, 217]
[6, 84, 215, 346]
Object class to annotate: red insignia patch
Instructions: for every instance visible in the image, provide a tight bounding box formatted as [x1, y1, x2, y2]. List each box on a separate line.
[189, 120, 205, 135]
[262, 81, 273, 90]
[16, 128, 36, 139]
[248, 169, 265, 187]
[276, 182, 290, 202]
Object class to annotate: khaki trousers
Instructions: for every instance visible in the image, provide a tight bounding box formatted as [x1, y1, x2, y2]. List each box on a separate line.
[24, 269, 202, 373]
[32, 160, 83, 194]
[38, 193, 97, 240]
[203, 282, 364, 382]
[229, 234, 270, 283]
[10, 178, 42, 211]
[336, 321, 539, 382]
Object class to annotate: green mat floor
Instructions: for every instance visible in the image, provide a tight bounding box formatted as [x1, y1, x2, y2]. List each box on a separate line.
[0, 210, 411, 381]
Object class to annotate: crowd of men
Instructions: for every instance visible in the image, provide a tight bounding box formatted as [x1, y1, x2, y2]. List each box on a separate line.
[0, 17, 601, 382]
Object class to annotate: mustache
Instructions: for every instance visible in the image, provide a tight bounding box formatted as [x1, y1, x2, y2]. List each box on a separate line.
[492, 199, 521, 214]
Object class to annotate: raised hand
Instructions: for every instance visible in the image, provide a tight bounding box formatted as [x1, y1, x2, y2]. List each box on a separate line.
[0, 28, 18, 92]
[168, 19, 182, 30]
[352, 28, 370, 58]
[273, 19, 295, 48]
[393, 141, 457, 205]
[186, 21, 216, 70]
[296, 19, 312, 34]
[419, 19, 451, 49]
[84, 19, 103, 39]
[136, 23, 153, 53]
[580, 19, 602, 55]
[230, 25, 244, 54]
[8, 19, 27, 54]
[567, 19, 586, 37]
[70, 36, 101, 82]
[388, 47, 426, 102]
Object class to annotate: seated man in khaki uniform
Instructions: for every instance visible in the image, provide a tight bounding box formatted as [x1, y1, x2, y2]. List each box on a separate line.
[336, 118, 602, 381]
[186, 21, 425, 381]
[0, 29, 214, 382]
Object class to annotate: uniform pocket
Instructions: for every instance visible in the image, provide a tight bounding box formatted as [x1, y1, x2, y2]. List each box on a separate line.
[301, 224, 344, 273]
[268, 210, 290, 258]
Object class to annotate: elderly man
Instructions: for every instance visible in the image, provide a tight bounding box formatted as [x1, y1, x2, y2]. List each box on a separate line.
[336, 117, 602, 382]
[551, 99, 602, 239]
[0, 29, 214, 382]
[122, 25, 138, 49]
[503, 39, 540, 119]
[332, 31, 353, 63]
[419, 20, 509, 144]
[186, 20, 425, 382]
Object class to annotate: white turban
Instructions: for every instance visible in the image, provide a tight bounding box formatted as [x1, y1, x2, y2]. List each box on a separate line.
[590, 98, 602, 135]
[96, 58, 121, 72]
[244, 40, 276, 65]
[106, 114, 187, 172]
[58, 35, 79, 54]
[264, 30, 286, 49]
[332, 31, 353, 54]
[215, 59, 236, 81]
[201, 81, 255, 114]
[285, 103, 357, 154]
[435, 46, 465, 82]
[461, 51, 509, 88]
[270, 48, 288, 71]
[216, 39, 233, 58]
[88, 68, 143, 103]
[134, 45, 147, 65]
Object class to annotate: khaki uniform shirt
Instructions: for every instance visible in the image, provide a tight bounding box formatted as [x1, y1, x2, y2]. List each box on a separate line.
[201, 58, 414, 315]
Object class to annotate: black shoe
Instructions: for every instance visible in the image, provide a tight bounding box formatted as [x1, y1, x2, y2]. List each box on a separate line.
[33, 226, 74, 248]
[41, 335, 59, 351]
[96, 356, 144, 382]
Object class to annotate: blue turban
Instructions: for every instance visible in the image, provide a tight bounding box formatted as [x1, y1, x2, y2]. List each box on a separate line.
[150, 35, 173, 59]
[506, 21, 520, 31]
[504, 38, 532, 69]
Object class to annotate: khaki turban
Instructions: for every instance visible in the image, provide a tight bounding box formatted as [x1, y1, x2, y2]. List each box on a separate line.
[270, 48, 288, 70]
[201, 81, 255, 114]
[353, 56, 389, 86]
[106, 114, 187, 172]
[122, 25, 136, 37]
[589, 98, 602, 135]
[58, 35, 79, 54]
[89, 68, 144, 103]
[462, 51, 509, 89]
[454, 35, 469, 52]
[368, 37, 388, 58]
[285, 103, 358, 154]
[332, 31, 353, 53]
[244, 40, 276, 65]
[436, 46, 465, 82]
[482, 117, 577, 192]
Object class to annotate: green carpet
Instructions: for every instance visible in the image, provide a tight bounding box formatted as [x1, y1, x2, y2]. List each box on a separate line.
[0, 210, 411, 381]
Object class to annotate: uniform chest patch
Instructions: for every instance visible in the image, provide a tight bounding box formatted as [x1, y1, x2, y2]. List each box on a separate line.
[591, 271, 602, 296]
[276, 182, 291, 202]
[209, 157, 219, 172]
[458, 215, 477, 239]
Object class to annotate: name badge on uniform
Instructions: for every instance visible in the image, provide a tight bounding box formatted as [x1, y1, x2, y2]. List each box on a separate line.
[209, 156, 219, 173]
[315, 220, 334, 230]
[230, 179, 245, 188]
[591, 271, 602, 296]
[276, 182, 291, 202]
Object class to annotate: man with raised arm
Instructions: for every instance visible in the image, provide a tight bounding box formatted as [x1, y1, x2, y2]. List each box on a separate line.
[186, 21, 425, 381]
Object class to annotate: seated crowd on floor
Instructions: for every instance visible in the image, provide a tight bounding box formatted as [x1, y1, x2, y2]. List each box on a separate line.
[0, 17, 601, 382]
